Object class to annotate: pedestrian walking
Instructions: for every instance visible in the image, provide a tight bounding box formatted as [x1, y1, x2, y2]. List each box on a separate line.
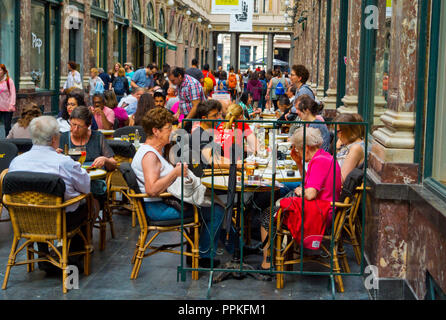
[0, 64, 16, 137]
[61, 61, 82, 92]
[110, 63, 122, 90]
[266, 69, 287, 110]
[89, 68, 105, 105]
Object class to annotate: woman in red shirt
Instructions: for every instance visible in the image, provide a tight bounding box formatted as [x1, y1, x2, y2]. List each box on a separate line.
[214, 104, 259, 161]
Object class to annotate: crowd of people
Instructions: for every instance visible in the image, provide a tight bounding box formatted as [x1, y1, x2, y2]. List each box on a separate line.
[0, 58, 366, 273]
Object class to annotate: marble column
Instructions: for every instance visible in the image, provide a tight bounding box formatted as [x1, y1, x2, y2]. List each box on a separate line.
[316, 0, 326, 98]
[338, 0, 362, 114]
[371, 0, 418, 167]
[323, 0, 340, 115]
[311, 0, 320, 92]
[19, 0, 34, 90]
[83, 2, 92, 88]
[208, 31, 215, 70]
[372, 0, 390, 127]
[267, 33, 274, 71]
[107, 0, 114, 73]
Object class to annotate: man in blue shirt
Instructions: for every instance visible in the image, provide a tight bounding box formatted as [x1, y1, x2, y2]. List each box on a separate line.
[124, 62, 135, 92]
[131, 63, 158, 90]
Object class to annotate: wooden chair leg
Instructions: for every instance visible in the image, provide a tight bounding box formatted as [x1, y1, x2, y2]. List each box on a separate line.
[26, 243, 34, 272]
[338, 241, 350, 274]
[62, 238, 68, 294]
[192, 224, 200, 280]
[332, 250, 344, 293]
[275, 233, 284, 289]
[130, 232, 148, 280]
[131, 201, 136, 228]
[131, 236, 140, 264]
[2, 236, 19, 290]
[99, 221, 106, 251]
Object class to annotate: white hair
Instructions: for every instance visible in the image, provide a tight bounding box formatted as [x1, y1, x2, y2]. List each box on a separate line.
[290, 127, 323, 149]
[29, 116, 60, 146]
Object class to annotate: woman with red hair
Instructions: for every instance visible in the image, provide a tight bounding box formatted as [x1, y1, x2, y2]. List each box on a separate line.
[0, 64, 16, 137]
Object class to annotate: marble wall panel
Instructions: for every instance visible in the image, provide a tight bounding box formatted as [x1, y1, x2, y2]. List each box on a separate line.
[344, 0, 362, 96]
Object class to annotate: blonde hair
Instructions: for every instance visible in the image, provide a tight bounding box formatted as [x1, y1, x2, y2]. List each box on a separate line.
[90, 68, 99, 77]
[290, 127, 323, 149]
[224, 104, 244, 129]
[118, 67, 126, 77]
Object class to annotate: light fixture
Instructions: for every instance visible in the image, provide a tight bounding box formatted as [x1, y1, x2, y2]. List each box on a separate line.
[167, 0, 174, 7]
[197, 17, 202, 23]
[208, 24, 212, 29]
[284, 27, 288, 31]
[285, 0, 290, 6]
[186, 10, 191, 16]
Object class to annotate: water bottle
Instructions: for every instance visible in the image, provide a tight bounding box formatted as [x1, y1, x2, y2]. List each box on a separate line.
[134, 129, 140, 148]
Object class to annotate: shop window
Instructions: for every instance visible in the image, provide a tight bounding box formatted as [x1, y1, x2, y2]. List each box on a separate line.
[132, 0, 141, 23]
[31, 1, 46, 88]
[159, 9, 166, 34]
[240, 46, 251, 70]
[0, 0, 17, 82]
[431, 2, 446, 188]
[90, 18, 107, 69]
[147, 2, 154, 28]
[93, 0, 106, 9]
[114, 0, 125, 17]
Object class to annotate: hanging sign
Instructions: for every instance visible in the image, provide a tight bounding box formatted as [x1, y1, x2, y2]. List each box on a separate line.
[229, 0, 253, 32]
[212, 0, 242, 15]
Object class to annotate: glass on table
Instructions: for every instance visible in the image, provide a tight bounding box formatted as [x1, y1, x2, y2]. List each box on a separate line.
[128, 133, 135, 142]
[121, 135, 130, 142]
[78, 147, 87, 165]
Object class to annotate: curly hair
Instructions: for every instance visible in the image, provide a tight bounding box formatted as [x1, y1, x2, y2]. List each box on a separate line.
[18, 104, 42, 128]
[61, 89, 87, 120]
[142, 107, 174, 138]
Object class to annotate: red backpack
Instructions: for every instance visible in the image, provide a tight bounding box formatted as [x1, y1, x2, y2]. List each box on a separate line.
[227, 73, 237, 89]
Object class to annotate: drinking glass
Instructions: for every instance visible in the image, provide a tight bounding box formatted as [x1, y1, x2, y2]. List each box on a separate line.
[78, 147, 87, 165]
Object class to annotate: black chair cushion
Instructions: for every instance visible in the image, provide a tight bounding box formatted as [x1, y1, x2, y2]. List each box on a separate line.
[0, 138, 33, 154]
[0, 141, 18, 172]
[149, 216, 195, 227]
[106, 140, 136, 159]
[3, 171, 66, 198]
[119, 162, 142, 194]
[113, 126, 146, 142]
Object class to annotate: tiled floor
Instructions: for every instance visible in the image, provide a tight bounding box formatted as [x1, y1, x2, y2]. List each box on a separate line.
[0, 209, 370, 300]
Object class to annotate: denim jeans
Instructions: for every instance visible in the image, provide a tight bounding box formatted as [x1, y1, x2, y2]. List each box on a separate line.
[144, 201, 227, 258]
[279, 181, 302, 198]
[0, 111, 13, 138]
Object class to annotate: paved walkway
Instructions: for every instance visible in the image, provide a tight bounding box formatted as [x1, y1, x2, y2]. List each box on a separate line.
[0, 209, 370, 300]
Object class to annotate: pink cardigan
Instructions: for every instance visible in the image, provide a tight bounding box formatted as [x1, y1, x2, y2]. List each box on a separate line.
[0, 78, 16, 112]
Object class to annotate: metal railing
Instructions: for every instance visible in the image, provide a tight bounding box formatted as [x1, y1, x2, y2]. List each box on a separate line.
[173, 117, 369, 299]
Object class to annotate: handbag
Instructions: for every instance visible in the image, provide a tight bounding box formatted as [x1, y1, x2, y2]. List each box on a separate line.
[167, 169, 212, 207]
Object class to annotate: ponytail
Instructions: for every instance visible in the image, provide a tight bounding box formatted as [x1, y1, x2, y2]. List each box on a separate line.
[224, 104, 243, 129]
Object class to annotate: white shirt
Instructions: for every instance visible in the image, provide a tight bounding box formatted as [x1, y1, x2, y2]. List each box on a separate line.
[57, 118, 71, 133]
[118, 95, 138, 115]
[131, 144, 173, 202]
[63, 70, 82, 90]
[8, 145, 91, 212]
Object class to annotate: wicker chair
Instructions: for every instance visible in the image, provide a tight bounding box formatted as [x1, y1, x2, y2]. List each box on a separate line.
[1, 171, 92, 293]
[119, 163, 201, 281]
[105, 140, 136, 231]
[342, 184, 371, 265]
[0, 142, 18, 223]
[274, 197, 353, 292]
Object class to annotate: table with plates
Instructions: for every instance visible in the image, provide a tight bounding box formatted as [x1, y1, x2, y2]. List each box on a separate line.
[82, 165, 107, 180]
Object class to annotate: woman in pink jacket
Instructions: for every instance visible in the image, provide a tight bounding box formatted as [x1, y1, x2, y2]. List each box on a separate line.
[0, 64, 16, 137]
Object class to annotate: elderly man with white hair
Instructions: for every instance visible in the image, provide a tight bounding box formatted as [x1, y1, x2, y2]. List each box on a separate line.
[8, 115, 90, 274]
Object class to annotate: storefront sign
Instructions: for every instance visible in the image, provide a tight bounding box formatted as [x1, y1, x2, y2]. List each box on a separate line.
[211, 0, 242, 15]
[229, 0, 253, 32]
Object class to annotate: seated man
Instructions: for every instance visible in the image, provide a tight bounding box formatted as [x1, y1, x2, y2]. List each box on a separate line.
[153, 91, 167, 108]
[8, 116, 91, 274]
[118, 87, 145, 116]
[91, 93, 115, 130]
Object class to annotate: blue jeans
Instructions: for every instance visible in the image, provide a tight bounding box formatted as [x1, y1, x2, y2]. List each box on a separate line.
[144, 201, 228, 258]
[279, 181, 302, 198]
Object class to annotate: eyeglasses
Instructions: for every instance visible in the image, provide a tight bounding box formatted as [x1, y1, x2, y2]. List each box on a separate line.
[70, 123, 87, 129]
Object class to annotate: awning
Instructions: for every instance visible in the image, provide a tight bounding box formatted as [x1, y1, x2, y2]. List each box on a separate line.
[133, 25, 177, 51]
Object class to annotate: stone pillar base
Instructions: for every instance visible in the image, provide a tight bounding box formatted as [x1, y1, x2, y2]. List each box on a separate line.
[338, 95, 359, 114]
[323, 88, 337, 110]
[316, 86, 325, 99]
[19, 76, 36, 90]
[373, 110, 415, 150]
[373, 95, 387, 127]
